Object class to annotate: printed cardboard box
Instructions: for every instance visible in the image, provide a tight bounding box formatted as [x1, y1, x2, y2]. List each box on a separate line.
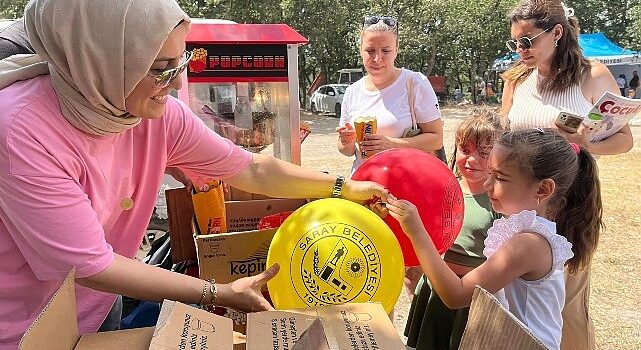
[193, 199, 306, 334]
[150, 300, 233, 350]
[166, 187, 306, 268]
[245, 303, 406, 350]
[19, 270, 240, 350]
[195, 227, 277, 285]
[165, 187, 306, 335]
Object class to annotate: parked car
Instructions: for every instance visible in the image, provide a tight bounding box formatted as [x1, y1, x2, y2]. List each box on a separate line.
[309, 84, 348, 117]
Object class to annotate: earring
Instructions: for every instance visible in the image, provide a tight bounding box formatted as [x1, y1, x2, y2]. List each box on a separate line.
[537, 197, 541, 205]
[554, 40, 558, 47]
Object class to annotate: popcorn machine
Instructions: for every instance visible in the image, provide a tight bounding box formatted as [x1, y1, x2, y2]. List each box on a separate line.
[179, 20, 309, 164]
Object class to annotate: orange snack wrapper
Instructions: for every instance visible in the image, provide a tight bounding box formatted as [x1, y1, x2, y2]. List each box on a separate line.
[192, 180, 227, 234]
[354, 116, 377, 157]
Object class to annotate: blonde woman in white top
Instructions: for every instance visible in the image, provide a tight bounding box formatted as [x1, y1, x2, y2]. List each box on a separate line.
[336, 15, 443, 301]
[336, 15, 443, 170]
[500, 1, 633, 349]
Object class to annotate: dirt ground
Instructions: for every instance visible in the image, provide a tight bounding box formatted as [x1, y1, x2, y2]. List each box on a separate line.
[298, 107, 641, 349]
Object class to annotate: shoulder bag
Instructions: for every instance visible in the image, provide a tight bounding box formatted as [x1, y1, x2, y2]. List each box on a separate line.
[403, 71, 448, 164]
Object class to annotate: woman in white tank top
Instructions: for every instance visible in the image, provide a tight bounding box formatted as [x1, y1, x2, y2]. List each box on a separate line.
[500, 2, 633, 350]
[501, 3, 632, 156]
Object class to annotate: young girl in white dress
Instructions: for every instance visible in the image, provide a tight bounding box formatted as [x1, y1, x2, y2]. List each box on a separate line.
[387, 128, 602, 350]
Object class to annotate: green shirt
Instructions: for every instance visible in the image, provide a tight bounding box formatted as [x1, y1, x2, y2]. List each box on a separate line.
[443, 192, 500, 267]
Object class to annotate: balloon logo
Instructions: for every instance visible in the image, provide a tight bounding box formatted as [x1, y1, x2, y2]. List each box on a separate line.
[352, 148, 465, 267]
[266, 198, 404, 313]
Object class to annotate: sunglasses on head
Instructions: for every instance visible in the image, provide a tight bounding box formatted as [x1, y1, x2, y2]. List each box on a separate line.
[148, 49, 193, 89]
[505, 26, 554, 52]
[363, 15, 398, 29]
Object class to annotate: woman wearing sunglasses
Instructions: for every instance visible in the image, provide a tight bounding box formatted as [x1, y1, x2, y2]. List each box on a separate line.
[336, 15, 443, 172]
[500, 1, 633, 350]
[0, 1, 389, 347]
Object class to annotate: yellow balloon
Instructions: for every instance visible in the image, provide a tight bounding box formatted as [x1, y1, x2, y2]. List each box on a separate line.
[267, 198, 404, 313]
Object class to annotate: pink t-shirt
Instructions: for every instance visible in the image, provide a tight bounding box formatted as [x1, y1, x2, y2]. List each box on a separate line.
[0, 75, 252, 347]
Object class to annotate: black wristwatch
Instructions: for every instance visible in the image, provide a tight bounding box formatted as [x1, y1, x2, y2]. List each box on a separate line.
[332, 175, 346, 198]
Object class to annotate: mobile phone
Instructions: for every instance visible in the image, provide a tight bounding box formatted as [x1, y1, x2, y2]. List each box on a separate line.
[554, 111, 583, 133]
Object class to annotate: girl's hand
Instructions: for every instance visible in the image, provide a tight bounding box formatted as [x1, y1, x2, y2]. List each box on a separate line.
[361, 134, 396, 156]
[217, 264, 279, 312]
[336, 123, 356, 146]
[368, 200, 389, 219]
[385, 197, 424, 238]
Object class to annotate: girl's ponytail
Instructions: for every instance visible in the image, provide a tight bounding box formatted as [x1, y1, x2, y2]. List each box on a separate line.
[555, 148, 603, 274]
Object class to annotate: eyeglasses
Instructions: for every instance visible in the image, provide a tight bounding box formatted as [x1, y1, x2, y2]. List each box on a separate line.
[147, 49, 193, 88]
[363, 15, 398, 29]
[505, 27, 553, 52]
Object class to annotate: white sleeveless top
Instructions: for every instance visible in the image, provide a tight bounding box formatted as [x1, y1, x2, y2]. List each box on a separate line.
[508, 69, 593, 130]
[483, 210, 574, 350]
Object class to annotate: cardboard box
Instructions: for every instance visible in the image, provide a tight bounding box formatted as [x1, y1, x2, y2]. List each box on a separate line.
[166, 188, 307, 334]
[196, 228, 277, 284]
[190, 197, 307, 283]
[150, 300, 233, 350]
[458, 286, 547, 350]
[19, 270, 154, 350]
[166, 187, 306, 265]
[19, 270, 243, 350]
[245, 303, 406, 350]
[166, 187, 306, 282]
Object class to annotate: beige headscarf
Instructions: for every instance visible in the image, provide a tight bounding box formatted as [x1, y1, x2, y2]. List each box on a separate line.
[0, 0, 190, 135]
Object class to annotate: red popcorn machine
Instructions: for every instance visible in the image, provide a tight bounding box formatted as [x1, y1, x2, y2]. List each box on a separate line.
[179, 20, 309, 165]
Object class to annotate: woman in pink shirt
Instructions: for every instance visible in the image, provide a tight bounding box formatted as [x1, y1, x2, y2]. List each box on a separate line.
[0, 0, 387, 347]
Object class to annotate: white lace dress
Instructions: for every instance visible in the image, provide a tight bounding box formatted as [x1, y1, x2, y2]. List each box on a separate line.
[483, 210, 574, 350]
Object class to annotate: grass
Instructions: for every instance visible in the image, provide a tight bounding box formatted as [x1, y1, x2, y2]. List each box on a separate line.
[590, 149, 641, 349]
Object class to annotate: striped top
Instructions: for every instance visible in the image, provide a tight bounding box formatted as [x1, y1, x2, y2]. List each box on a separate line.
[508, 68, 593, 130]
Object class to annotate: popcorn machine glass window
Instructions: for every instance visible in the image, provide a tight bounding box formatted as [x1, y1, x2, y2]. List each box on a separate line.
[179, 23, 308, 164]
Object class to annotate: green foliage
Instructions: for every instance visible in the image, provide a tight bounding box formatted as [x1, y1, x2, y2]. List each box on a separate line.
[572, 0, 639, 44]
[0, 0, 28, 18]
[624, 1, 641, 50]
[6, 0, 641, 102]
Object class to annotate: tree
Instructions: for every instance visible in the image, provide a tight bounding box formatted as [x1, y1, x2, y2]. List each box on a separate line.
[0, 0, 28, 18]
[572, 0, 639, 44]
[281, 0, 366, 105]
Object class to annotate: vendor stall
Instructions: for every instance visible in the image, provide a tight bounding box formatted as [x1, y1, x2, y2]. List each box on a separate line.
[179, 20, 308, 164]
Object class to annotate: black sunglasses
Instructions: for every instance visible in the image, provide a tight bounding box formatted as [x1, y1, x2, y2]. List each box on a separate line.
[363, 15, 398, 29]
[147, 49, 194, 89]
[505, 27, 553, 52]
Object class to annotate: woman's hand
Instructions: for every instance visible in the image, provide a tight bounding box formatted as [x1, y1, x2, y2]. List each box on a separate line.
[216, 264, 279, 312]
[549, 121, 590, 148]
[336, 123, 356, 146]
[361, 134, 397, 156]
[342, 179, 389, 204]
[385, 196, 425, 238]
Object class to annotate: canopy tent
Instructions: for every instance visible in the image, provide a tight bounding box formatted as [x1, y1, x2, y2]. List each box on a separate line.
[579, 33, 640, 65]
[491, 33, 640, 72]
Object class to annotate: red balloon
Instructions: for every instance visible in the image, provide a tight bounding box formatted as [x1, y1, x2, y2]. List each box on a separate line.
[352, 148, 465, 266]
